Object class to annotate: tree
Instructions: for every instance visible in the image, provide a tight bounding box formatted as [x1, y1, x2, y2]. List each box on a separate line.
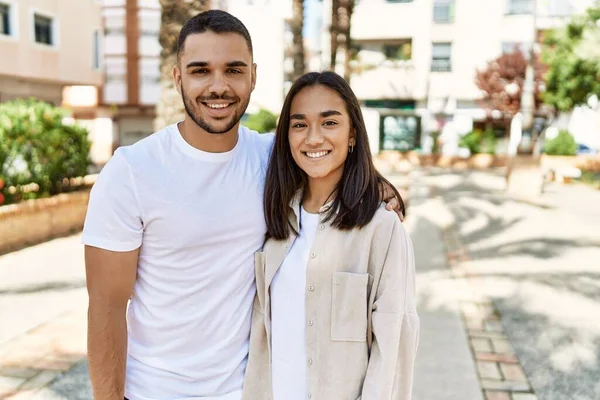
[291, 0, 306, 80]
[330, 0, 355, 81]
[542, 3, 600, 111]
[475, 49, 546, 119]
[156, 0, 211, 129]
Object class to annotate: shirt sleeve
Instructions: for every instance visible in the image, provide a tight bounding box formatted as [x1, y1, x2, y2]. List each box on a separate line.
[361, 219, 420, 400]
[81, 149, 144, 252]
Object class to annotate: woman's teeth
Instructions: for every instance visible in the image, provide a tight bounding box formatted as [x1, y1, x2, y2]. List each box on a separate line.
[305, 151, 329, 158]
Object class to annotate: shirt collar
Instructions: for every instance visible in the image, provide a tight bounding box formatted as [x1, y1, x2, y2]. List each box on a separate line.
[289, 189, 338, 230]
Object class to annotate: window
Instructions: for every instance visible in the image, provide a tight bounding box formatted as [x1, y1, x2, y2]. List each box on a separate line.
[431, 43, 452, 72]
[433, 0, 454, 23]
[386, 0, 413, 3]
[508, 0, 533, 14]
[0, 3, 10, 35]
[34, 14, 53, 45]
[93, 30, 101, 69]
[383, 42, 412, 61]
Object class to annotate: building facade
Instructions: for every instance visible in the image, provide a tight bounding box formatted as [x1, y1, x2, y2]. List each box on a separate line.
[0, 0, 103, 105]
[320, 0, 594, 154]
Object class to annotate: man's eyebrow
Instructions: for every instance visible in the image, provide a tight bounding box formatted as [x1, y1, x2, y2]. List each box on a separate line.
[186, 61, 209, 68]
[226, 61, 249, 67]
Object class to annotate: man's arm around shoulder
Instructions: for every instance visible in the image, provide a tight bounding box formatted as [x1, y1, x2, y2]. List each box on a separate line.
[86, 245, 138, 400]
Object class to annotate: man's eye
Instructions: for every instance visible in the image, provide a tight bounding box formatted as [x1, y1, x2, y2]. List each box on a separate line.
[192, 69, 209, 74]
[228, 69, 242, 74]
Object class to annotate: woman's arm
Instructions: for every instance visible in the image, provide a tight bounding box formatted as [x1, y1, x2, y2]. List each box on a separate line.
[361, 219, 420, 400]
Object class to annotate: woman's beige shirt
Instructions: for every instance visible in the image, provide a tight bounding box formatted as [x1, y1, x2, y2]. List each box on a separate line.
[243, 195, 420, 400]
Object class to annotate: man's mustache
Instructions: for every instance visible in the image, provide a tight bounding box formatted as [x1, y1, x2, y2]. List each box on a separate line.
[197, 94, 238, 102]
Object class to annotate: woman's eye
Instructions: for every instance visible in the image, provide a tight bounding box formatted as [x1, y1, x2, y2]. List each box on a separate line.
[323, 120, 338, 126]
[291, 123, 306, 128]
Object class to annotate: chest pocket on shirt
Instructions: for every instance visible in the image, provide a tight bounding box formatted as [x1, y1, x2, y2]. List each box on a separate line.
[331, 272, 369, 342]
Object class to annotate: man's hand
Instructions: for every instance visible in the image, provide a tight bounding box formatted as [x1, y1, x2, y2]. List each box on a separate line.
[380, 181, 406, 222]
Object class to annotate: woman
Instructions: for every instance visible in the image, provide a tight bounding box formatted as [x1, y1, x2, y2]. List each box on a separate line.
[243, 71, 419, 400]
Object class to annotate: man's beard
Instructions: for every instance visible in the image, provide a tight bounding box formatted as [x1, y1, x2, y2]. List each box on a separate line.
[180, 85, 250, 135]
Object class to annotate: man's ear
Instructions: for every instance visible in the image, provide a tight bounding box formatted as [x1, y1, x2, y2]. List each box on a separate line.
[172, 65, 182, 94]
[251, 63, 257, 92]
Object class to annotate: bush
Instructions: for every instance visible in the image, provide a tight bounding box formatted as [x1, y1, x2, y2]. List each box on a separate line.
[544, 130, 577, 156]
[0, 99, 91, 205]
[243, 109, 278, 133]
[459, 129, 497, 155]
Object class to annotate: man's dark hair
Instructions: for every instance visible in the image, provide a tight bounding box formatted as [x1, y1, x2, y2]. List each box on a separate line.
[177, 10, 253, 62]
[264, 71, 405, 240]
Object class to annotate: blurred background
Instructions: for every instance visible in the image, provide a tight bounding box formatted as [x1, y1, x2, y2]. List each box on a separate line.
[0, 1, 599, 399]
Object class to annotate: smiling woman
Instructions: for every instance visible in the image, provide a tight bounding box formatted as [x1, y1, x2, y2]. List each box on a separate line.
[244, 71, 417, 400]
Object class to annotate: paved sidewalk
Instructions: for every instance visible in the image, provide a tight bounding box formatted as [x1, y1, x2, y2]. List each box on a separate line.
[427, 168, 600, 400]
[406, 169, 484, 400]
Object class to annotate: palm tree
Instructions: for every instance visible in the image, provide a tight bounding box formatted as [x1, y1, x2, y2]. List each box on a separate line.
[291, 0, 306, 80]
[155, 0, 211, 130]
[330, 0, 354, 81]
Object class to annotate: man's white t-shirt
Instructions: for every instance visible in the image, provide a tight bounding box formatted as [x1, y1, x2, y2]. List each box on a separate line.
[82, 123, 274, 400]
[270, 207, 319, 400]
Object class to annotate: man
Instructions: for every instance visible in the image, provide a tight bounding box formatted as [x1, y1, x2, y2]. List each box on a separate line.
[84, 10, 401, 400]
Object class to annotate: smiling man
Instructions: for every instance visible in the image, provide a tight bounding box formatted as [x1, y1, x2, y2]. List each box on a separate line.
[83, 11, 272, 400]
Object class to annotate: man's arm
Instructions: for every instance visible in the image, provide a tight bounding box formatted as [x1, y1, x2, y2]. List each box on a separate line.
[85, 245, 139, 400]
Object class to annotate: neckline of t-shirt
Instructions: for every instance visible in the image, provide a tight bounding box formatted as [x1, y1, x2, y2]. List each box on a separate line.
[300, 206, 320, 223]
[170, 122, 243, 162]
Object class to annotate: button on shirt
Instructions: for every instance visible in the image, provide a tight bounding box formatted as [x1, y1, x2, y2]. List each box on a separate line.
[270, 207, 320, 400]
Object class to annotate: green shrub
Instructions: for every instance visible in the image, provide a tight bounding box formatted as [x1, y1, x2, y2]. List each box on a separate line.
[459, 129, 497, 155]
[244, 109, 278, 133]
[0, 99, 91, 205]
[544, 130, 577, 156]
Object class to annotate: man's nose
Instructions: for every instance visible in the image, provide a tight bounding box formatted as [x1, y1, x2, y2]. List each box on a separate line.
[208, 73, 230, 94]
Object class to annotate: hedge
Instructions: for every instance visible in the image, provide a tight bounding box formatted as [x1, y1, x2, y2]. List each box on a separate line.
[0, 99, 91, 205]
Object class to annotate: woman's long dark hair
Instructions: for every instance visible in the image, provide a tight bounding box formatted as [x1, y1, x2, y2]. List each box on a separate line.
[264, 71, 405, 240]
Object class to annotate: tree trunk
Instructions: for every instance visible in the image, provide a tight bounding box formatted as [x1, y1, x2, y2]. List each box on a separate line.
[291, 0, 306, 80]
[155, 0, 211, 130]
[329, 0, 339, 71]
[340, 0, 354, 81]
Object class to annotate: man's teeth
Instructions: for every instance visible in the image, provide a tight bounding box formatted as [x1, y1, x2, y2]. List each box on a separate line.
[305, 151, 329, 158]
[207, 104, 230, 109]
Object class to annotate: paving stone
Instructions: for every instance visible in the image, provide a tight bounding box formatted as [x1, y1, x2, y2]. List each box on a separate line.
[481, 379, 530, 392]
[500, 363, 528, 382]
[477, 361, 502, 380]
[491, 338, 515, 355]
[471, 337, 493, 353]
[476, 352, 519, 363]
[469, 330, 507, 340]
[511, 394, 538, 400]
[465, 317, 485, 330]
[484, 391, 511, 400]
